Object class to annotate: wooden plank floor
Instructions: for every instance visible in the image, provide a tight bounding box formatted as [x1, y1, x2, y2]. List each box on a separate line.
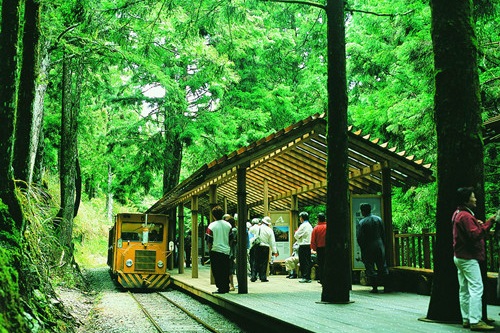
[169, 265, 500, 333]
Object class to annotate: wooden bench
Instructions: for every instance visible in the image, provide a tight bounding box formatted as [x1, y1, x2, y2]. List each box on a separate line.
[389, 267, 499, 301]
[389, 266, 434, 295]
[269, 260, 287, 275]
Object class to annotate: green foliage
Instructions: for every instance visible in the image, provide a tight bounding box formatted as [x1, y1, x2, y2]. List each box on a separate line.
[391, 184, 437, 233]
[73, 195, 139, 268]
[0, 247, 26, 333]
[347, 1, 436, 164]
[0, 200, 28, 333]
[36, 0, 500, 233]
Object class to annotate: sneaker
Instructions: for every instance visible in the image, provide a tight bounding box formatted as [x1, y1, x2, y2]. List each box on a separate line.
[299, 278, 311, 283]
[470, 321, 494, 331]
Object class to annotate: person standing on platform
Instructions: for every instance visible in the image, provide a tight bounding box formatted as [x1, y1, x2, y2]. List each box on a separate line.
[249, 218, 261, 280]
[357, 203, 388, 293]
[295, 211, 313, 283]
[224, 214, 238, 291]
[310, 213, 327, 284]
[452, 187, 495, 331]
[205, 205, 232, 294]
[184, 230, 192, 268]
[251, 216, 279, 282]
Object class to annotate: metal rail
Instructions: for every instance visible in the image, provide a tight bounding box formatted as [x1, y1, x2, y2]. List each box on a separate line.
[128, 291, 220, 333]
[156, 292, 220, 333]
[128, 291, 164, 333]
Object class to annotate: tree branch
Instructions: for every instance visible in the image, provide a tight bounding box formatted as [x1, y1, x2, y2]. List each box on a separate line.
[346, 8, 414, 17]
[259, 0, 415, 17]
[260, 0, 326, 11]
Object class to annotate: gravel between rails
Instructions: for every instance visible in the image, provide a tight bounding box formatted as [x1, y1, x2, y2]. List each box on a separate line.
[56, 267, 250, 333]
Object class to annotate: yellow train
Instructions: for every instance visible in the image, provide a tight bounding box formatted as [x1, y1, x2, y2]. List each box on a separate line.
[107, 213, 171, 289]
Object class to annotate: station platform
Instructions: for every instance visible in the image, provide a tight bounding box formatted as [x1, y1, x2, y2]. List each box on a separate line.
[169, 265, 500, 333]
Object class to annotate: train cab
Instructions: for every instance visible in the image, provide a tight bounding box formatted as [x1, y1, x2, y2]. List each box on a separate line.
[107, 213, 171, 289]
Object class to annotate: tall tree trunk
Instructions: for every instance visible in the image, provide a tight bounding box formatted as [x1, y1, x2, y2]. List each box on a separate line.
[13, 0, 42, 185]
[162, 122, 183, 195]
[33, 125, 46, 185]
[426, 0, 482, 322]
[31, 42, 50, 185]
[106, 163, 113, 223]
[0, 0, 30, 331]
[0, 0, 24, 231]
[56, 52, 82, 255]
[322, 0, 351, 303]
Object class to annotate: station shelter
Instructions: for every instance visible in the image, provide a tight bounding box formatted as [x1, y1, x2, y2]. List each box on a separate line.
[146, 113, 435, 293]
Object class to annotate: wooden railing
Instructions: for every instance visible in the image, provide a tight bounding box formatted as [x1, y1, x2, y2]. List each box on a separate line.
[393, 229, 499, 273]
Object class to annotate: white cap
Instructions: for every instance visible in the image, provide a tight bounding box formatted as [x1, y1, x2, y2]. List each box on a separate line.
[262, 216, 271, 225]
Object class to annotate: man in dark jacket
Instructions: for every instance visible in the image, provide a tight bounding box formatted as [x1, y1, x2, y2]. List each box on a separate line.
[357, 203, 388, 293]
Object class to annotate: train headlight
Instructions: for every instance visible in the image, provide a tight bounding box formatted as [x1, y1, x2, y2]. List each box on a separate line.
[157, 260, 164, 268]
[125, 259, 133, 267]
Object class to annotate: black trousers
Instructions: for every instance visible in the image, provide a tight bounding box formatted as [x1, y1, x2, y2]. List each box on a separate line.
[316, 247, 325, 281]
[210, 250, 230, 293]
[251, 246, 270, 280]
[298, 245, 312, 280]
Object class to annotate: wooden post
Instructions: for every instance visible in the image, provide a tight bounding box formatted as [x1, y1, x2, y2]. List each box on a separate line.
[191, 195, 199, 278]
[290, 194, 299, 254]
[263, 179, 269, 217]
[208, 185, 217, 285]
[237, 163, 249, 294]
[382, 164, 394, 267]
[167, 208, 176, 270]
[394, 230, 401, 266]
[200, 210, 205, 265]
[422, 228, 431, 269]
[178, 204, 185, 274]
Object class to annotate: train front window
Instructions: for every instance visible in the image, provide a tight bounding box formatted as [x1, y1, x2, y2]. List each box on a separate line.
[120, 223, 142, 242]
[120, 222, 164, 242]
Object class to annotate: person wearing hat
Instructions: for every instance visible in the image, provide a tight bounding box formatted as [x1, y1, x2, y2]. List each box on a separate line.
[250, 216, 278, 282]
[295, 211, 313, 283]
[248, 218, 261, 281]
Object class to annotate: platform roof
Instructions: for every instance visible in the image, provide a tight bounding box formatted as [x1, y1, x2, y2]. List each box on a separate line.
[147, 113, 435, 216]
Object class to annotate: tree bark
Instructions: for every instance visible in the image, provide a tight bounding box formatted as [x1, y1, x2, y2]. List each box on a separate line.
[56, 52, 82, 254]
[426, 0, 483, 322]
[13, 0, 42, 185]
[0, 0, 30, 331]
[106, 163, 114, 223]
[322, 0, 351, 303]
[162, 120, 183, 195]
[0, 0, 24, 231]
[31, 42, 50, 185]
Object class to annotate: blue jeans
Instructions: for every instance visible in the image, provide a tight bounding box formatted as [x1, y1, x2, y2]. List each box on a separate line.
[454, 257, 483, 324]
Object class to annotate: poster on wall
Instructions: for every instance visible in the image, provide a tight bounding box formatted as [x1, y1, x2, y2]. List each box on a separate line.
[351, 195, 383, 270]
[269, 211, 291, 261]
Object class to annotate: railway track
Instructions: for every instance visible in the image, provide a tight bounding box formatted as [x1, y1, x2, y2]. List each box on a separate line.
[129, 290, 247, 333]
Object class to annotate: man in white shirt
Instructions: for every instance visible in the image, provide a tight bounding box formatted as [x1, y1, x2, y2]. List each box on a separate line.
[294, 211, 313, 283]
[205, 205, 232, 294]
[250, 216, 278, 282]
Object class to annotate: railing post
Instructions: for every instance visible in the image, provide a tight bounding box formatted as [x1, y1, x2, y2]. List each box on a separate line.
[393, 230, 400, 266]
[422, 228, 431, 269]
